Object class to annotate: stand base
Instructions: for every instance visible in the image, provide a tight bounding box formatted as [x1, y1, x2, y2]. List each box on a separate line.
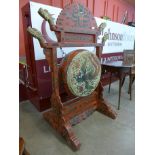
[43, 110, 81, 150]
[98, 97, 117, 119]
[43, 96, 117, 150]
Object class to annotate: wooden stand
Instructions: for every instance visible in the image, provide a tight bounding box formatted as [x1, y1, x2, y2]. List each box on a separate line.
[27, 2, 117, 150]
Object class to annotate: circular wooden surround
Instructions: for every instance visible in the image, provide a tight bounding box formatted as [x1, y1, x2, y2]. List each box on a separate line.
[60, 49, 101, 97]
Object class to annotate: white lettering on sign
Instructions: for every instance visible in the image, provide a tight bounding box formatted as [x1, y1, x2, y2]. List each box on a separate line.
[101, 56, 123, 63]
[43, 66, 51, 73]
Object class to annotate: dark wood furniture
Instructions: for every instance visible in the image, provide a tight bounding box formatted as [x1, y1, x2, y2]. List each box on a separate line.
[102, 61, 134, 110]
[123, 50, 135, 100]
[19, 57, 28, 102]
[27, 2, 117, 150]
[128, 66, 135, 100]
[21, 4, 50, 111]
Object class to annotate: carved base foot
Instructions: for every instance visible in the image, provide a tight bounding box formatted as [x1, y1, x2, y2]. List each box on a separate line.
[43, 109, 81, 150]
[98, 97, 117, 119]
[63, 123, 81, 150]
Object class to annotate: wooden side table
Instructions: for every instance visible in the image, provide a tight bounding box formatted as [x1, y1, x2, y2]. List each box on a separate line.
[102, 61, 134, 110]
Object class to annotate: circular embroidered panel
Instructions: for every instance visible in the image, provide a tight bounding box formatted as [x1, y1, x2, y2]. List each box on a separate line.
[60, 49, 101, 97]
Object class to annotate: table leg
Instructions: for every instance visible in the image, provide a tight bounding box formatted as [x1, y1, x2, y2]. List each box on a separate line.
[118, 77, 122, 110]
[129, 73, 132, 100]
[121, 75, 126, 87]
[108, 72, 112, 93]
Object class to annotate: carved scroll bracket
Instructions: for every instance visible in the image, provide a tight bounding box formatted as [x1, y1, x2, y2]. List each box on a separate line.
[27, 26, 47, 48]
[38, 8, 56, 31]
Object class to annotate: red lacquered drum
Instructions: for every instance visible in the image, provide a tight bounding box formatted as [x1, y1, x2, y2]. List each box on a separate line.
[59, 49, 101, 97]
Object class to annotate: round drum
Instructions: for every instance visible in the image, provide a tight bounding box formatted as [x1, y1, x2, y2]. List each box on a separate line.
[60, 49, 101, 97]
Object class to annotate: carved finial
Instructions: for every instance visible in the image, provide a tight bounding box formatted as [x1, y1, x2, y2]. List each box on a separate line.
[27, 26, 46, 46]
[102, 34, 109, 44]
[38, 8, 55, 26]
[99, 22, 107, 34]
[98, 22, 108, 44]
